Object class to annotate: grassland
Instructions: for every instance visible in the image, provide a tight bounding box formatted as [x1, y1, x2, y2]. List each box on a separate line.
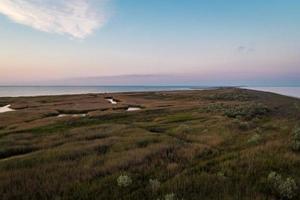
[0, 88, 300, 200]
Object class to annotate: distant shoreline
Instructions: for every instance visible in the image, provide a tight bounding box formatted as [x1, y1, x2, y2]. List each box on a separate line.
[0, 86, 300, 99]
[0, 86, 212, 98]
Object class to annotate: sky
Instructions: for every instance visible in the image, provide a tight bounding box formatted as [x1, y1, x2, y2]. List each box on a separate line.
[0, 0, 299, 86]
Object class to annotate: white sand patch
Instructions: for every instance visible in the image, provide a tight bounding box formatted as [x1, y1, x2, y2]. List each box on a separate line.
[0, 105, 15, 113]
[127, 107, 141, 112]
[58, 114, 87, 118]
[107, 98, 117, 104]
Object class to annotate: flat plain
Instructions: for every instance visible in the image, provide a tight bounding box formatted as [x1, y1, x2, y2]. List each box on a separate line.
[0, 88, 300, 200]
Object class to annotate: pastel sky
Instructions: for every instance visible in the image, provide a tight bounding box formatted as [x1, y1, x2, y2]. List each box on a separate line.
[0, 0, 299, 85]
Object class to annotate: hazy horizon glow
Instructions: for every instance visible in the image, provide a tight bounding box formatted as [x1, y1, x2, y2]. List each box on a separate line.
[0, 0, 299, 85]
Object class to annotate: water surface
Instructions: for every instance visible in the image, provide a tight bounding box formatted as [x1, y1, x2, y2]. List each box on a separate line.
[244, 87, 300, 98]
[0, 86, 195, 97]
[0, 105, 15, 113]
[1, 86, 300, 99]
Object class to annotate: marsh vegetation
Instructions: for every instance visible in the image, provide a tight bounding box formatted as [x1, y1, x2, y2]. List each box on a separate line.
[0, 88, 300, 199]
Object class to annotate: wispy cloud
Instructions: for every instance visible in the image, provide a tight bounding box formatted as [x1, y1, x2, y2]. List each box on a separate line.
[237, 46, 255, 53]
[0, 0, 108, 39]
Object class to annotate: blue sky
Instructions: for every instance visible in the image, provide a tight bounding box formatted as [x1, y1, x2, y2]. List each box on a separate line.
[0, 0, 299, 85]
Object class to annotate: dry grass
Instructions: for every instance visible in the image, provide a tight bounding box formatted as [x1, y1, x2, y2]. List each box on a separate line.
[0, 88, 300, 199]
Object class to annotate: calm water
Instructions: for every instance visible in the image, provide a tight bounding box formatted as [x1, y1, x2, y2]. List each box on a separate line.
[0, 86, 299, 98]
[0, 86, 198, 97]
[244, 87, 300, 98]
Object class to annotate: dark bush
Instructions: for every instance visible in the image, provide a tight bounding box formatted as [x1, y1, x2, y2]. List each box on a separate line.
[224, 103, 269, 119]
[267, 171, 298, 199]
[206, 92, 255, 101]
[291, 128, 300, 151]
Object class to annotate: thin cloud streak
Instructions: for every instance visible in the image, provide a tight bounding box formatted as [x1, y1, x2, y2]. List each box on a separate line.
[237, 46, 255, 53]
[0, 0, 108, 39]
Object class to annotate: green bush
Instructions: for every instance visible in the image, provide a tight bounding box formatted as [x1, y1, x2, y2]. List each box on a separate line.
[117, 174, 132, 187]
[206, 92, 254, 101]
[278, 178, 298, 200]
[149, 179, 161, 191]
[157, 193, 176, 200]
[291, 128, 300, 151]
[247, 134, 262, 145]
[267, 171, 298, 199]
[238, 121, 251, 131]
[201, 103, 227, 113]
[136, 138, 159, 148]
[232, 119, 255, 131]
[174, 124, 192, 134]
[164, 193, 176, 200]
[224, 103, 269, 119]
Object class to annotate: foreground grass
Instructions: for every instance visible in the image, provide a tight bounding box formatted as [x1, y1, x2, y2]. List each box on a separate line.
[0, 88, 300, 200]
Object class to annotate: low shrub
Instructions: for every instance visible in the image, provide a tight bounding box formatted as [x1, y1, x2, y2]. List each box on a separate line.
[201, 103, 227, 113]
[224, 103, 269, 119]
[291, 128, 300, 151]
[255, 127, 262, 134]
[149, 178, 161, 191]
[216, 171, 226, 180]
[267, 171, 298, 199]
[278, 178, 298, 200]
[117, 174, 132, 187]
[174, 124, 192, 134]
[136, 138, 160, 148]
[238, 121, 251, 131]
[164, 193, 176, 200]
[247, 134, 262, 145]
[232, 119, 255, 131]
[157, 193, 177, 200]
[205, 92, 254, 101]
